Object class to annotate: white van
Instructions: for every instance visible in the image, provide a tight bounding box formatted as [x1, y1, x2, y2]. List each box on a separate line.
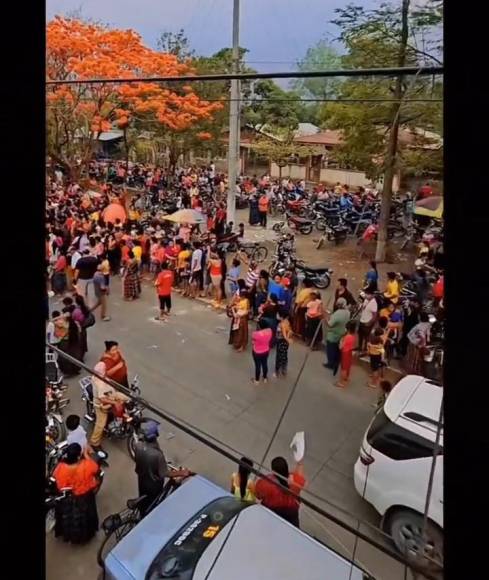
[104, 475, 374, 580]
[354, 375, 443, 568]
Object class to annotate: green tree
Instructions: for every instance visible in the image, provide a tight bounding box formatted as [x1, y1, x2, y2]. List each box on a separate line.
[293, 40, 342, 125]
[246, 80, 302, 132]
[324, 0, 443, 261]
[251, 133, 319, 180]
[157, 29, 195, 61]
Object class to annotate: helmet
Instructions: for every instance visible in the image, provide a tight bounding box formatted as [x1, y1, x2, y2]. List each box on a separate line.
[140, 420, 160, 441]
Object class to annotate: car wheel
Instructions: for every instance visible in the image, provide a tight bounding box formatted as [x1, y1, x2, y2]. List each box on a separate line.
[387, 509, 443, 571]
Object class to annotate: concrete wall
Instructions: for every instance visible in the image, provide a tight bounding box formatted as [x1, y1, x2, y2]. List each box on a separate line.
[319, 167, 370, 187]
[270, 163, 307, 180]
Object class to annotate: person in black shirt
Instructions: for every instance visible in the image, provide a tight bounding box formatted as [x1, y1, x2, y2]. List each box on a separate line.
[74, 249, 98, 308]
[334, 278, 357, 310]
[134, 421, 190, 516]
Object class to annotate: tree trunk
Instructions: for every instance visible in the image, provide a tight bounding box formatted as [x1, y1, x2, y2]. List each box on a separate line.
[375, 0, 410, 263]
[123, 127, 129, 171]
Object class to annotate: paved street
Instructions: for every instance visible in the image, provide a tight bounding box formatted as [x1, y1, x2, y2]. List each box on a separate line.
[46, 267, 417, 580]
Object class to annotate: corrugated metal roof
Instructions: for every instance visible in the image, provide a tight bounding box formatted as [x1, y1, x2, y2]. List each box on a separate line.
[98, 130, 124, 142]
[294, 130, 343, 146]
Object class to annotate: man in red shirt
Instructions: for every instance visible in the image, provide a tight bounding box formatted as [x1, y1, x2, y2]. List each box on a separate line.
[154, 261, 174, 320]
[152, 241, 167, 278]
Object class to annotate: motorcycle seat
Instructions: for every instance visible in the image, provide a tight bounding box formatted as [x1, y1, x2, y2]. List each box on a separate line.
[301, 265, 329, 274]
[127, 495, 148, 510]
[288, 216, 311, 224]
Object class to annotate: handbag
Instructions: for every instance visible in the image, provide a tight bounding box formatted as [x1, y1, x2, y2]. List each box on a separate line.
[82, 311, 96, 328]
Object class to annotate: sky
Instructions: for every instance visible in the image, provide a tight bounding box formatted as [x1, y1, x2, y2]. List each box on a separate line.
[46, 0, 377, 71]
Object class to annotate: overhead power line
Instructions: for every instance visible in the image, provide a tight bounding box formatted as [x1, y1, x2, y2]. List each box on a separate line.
[46, 66, 443, 86]
[46, 343, 441, 579]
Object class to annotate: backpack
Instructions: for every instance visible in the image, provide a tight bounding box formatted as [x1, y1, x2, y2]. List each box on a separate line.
[81, 311, 96, 329]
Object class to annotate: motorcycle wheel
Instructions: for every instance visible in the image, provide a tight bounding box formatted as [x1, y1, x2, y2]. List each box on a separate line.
[127, 430, 138, 461]
[252, 246, 268, 263]
[272, 222, 283, 232]
[314, 274, 331, 290]
[46, 508, 56, 534]
[49, 415, 66, 444]
[299, 224, 313, 235]
[315, 218, 327, 232]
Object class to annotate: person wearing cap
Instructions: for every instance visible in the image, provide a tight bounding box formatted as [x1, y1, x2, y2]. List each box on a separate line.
[134, 421, 190, 515]
[52, 442, 100, 543]
[324, 298, 351, 374]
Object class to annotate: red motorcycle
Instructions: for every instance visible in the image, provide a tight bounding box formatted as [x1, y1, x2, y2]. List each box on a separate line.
[286, 198, 309, 216]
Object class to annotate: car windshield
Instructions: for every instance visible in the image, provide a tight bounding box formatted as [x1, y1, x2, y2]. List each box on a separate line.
[145, 496, 250, 580]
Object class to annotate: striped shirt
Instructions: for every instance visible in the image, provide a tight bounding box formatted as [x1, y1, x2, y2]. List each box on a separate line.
[245, 269, 259, 289]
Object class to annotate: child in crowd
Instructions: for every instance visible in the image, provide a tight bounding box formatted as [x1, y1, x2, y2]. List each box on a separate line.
[367, 328, 385, 389]
[336, 320, 357, 388]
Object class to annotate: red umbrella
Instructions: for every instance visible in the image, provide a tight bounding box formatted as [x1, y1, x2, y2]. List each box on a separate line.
[103, 202, 127, 225]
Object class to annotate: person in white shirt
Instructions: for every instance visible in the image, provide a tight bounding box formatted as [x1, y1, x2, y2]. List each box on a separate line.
[190, 242, 203, 298]
[66, 415, 89, 450]
[358, 289, 378, 353]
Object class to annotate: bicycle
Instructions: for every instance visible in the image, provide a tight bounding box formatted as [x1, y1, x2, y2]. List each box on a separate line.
[234, 240, 268, 264]
[97, 467, 193, 575]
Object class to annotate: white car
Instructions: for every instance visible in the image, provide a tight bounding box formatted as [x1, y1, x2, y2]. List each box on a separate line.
[354, 375, 443, 569]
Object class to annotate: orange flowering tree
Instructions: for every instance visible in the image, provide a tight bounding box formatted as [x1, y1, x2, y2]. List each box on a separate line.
[46, 17, 221, 178]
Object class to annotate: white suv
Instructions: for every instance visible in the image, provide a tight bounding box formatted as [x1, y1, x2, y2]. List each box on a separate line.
[354, 375, 443, 569]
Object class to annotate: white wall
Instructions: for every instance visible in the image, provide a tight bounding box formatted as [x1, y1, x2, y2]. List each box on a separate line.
[270, 163, 306, 180]
[319, 168, 370, 187]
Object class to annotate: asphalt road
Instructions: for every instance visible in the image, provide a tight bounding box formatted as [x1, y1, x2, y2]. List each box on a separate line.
[46, 239, 418, 580]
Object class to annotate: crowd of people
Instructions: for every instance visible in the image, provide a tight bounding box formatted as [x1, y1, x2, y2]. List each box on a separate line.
[46, 160, 443, 546]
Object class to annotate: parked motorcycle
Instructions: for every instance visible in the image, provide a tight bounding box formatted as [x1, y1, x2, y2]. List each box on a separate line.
[45, 477, 70, 534]
[46, 385, 69, 444]
[316, 222, 350, 248]
[273, 214, 314, 235]
[272, 259, 332, 289]
[79, 375, 151, 461]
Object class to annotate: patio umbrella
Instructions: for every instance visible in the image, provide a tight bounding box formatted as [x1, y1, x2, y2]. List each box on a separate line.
[162, 209, 206, 225]
[414, 195, 443, 219]
[103, 202, 127, 224]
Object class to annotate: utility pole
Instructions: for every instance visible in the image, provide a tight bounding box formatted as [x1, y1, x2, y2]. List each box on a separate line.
[227, 0, 240, 225]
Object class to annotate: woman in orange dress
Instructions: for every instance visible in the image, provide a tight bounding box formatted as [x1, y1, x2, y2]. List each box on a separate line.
[52, 443, 100, 544]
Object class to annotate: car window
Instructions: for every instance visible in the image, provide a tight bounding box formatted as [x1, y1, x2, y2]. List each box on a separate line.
[145, 497, 250, 580]
[367, 409, 443, 461]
